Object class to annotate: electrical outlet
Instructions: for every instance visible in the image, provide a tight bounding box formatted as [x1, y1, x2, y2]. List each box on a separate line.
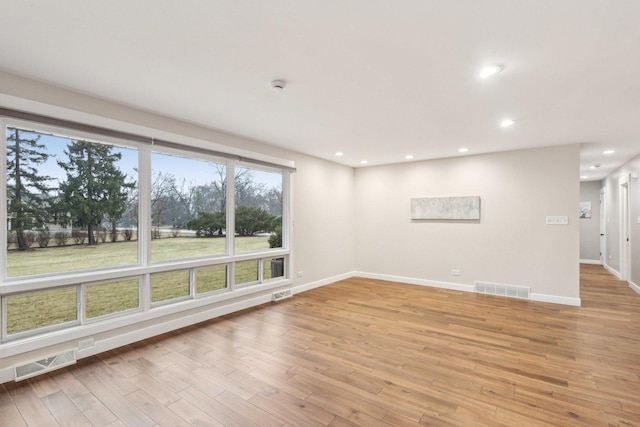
[452, 269, 461, 276]
[297, 271, 303, 277]
[78, 338, 94, 350]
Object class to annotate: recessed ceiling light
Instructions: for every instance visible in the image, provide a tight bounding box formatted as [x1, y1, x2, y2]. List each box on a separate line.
[581, 175, 589, 179]
[360, 160, 368, 165]
[603, 150, 615, 155]
[335, 152, 344, 157]
[500, 119, 515, 128]
[458, 147, 469, 153]
[479, 64, 504, 79]
[405, 154, 414, 160]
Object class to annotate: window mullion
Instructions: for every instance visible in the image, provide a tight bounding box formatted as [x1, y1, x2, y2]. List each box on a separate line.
[0, 119, 7, 283]
[283, 171, 292, 280]
[226, 160, 236, 257]
[138, 144, 151, 266]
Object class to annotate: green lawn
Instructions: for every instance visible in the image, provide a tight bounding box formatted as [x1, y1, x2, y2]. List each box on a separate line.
[7, 235, 272, 277]
[5, 235, 283, 335]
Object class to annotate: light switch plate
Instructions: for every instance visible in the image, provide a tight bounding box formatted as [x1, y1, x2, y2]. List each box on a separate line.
[546, 216, 569, 225]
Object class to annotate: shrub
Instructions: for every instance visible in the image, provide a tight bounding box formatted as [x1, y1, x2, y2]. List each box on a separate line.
[54, 231, 70, 246]
[268, 226, 282, 248]
[171, 228, 181, 238]
[122, 228, 134, 241]
[7, 231, 16, 249]
[23, 231, 37, 247]
[187, 211, 226, 238]
[71, 229, 87, 245]
[96, 227, 108, 243]
[235, 206, 275, 236]
[37, 231, 51, 248]
[151, 227, 161, 240]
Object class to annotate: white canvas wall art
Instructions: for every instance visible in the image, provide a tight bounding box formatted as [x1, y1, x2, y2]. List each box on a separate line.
[411, 196, 481, 220]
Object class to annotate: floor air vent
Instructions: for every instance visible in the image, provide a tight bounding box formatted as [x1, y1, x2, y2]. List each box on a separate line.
[272, 289, 292, 302]
[474, 281, 530, 300]
[15, 350, 76, 381]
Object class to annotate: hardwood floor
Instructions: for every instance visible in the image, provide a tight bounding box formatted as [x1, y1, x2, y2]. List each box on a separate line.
[2, 264, 640, 426]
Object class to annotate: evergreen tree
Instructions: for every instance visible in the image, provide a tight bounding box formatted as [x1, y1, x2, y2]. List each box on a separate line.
[58, 140, 132, 245]
[234, 206, 275, 236]
[6, 128, 53, 250]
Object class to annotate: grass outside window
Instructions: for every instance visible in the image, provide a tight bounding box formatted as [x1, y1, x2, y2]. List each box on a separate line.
[235, 260, 259, 286]
[6, 287, 77, 335]
[151, 270, 190, 303]
[7, 235, 270, 277]
[196, 265, 227, 295]
[86, 278, 140, 319]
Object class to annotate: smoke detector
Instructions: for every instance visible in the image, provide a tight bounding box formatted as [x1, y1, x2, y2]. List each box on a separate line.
[271, 80, 285, 91]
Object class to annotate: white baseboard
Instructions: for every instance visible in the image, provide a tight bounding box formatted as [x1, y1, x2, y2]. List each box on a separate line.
[354, 272, 579, 306]
[580, 259, 601, 265]
[291, 272, 355, 295]
[354, 271, 475, 293]
[530, 293, 581, 307]
[629, 281, 640, 295]
[604, 263, 621, 279]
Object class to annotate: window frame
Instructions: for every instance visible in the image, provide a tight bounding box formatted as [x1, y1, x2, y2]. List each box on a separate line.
[0, 113, 292, 348]
[2, 119, 143, 280]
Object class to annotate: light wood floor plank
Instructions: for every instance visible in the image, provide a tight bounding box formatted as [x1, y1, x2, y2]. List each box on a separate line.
[5, 381, 61, 426]
[71, 393, 118, 427]
[0, 384, 28, 427]
[166, 397, 226, 427]
[125, 389, 192, 427]
[41, 390, 93, 427]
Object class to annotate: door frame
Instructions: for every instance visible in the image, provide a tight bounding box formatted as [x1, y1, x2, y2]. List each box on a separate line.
[600, 187, 605, 266]
[619, 175, 631, 282]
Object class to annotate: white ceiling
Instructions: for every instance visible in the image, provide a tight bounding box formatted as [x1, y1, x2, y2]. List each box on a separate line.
[1, 1, 639, 181]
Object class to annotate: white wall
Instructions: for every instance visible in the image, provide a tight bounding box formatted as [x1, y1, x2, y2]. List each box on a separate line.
[579, 181, 601, 263]
[290, 155, 356, 286]
[354, 145, 581, 302]
[601, 153, 640, 288]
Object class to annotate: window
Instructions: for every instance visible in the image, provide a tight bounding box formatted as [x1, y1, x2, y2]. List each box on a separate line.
[0, 114, 291, 346]
[151, 270, 191, 304]
[5, 127, 138, 277]
[195, 265, 227, 295]
[151, 152, 227, 262]
[86, 278, 140, 319]
[235, 260, 259, 286]
[5, 287, 78, 336]
[264, 257, 285, 280]
[235, 166, 283, 254]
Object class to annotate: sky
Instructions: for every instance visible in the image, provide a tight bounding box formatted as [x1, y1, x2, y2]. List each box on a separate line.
[7, 128, 282, 190]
